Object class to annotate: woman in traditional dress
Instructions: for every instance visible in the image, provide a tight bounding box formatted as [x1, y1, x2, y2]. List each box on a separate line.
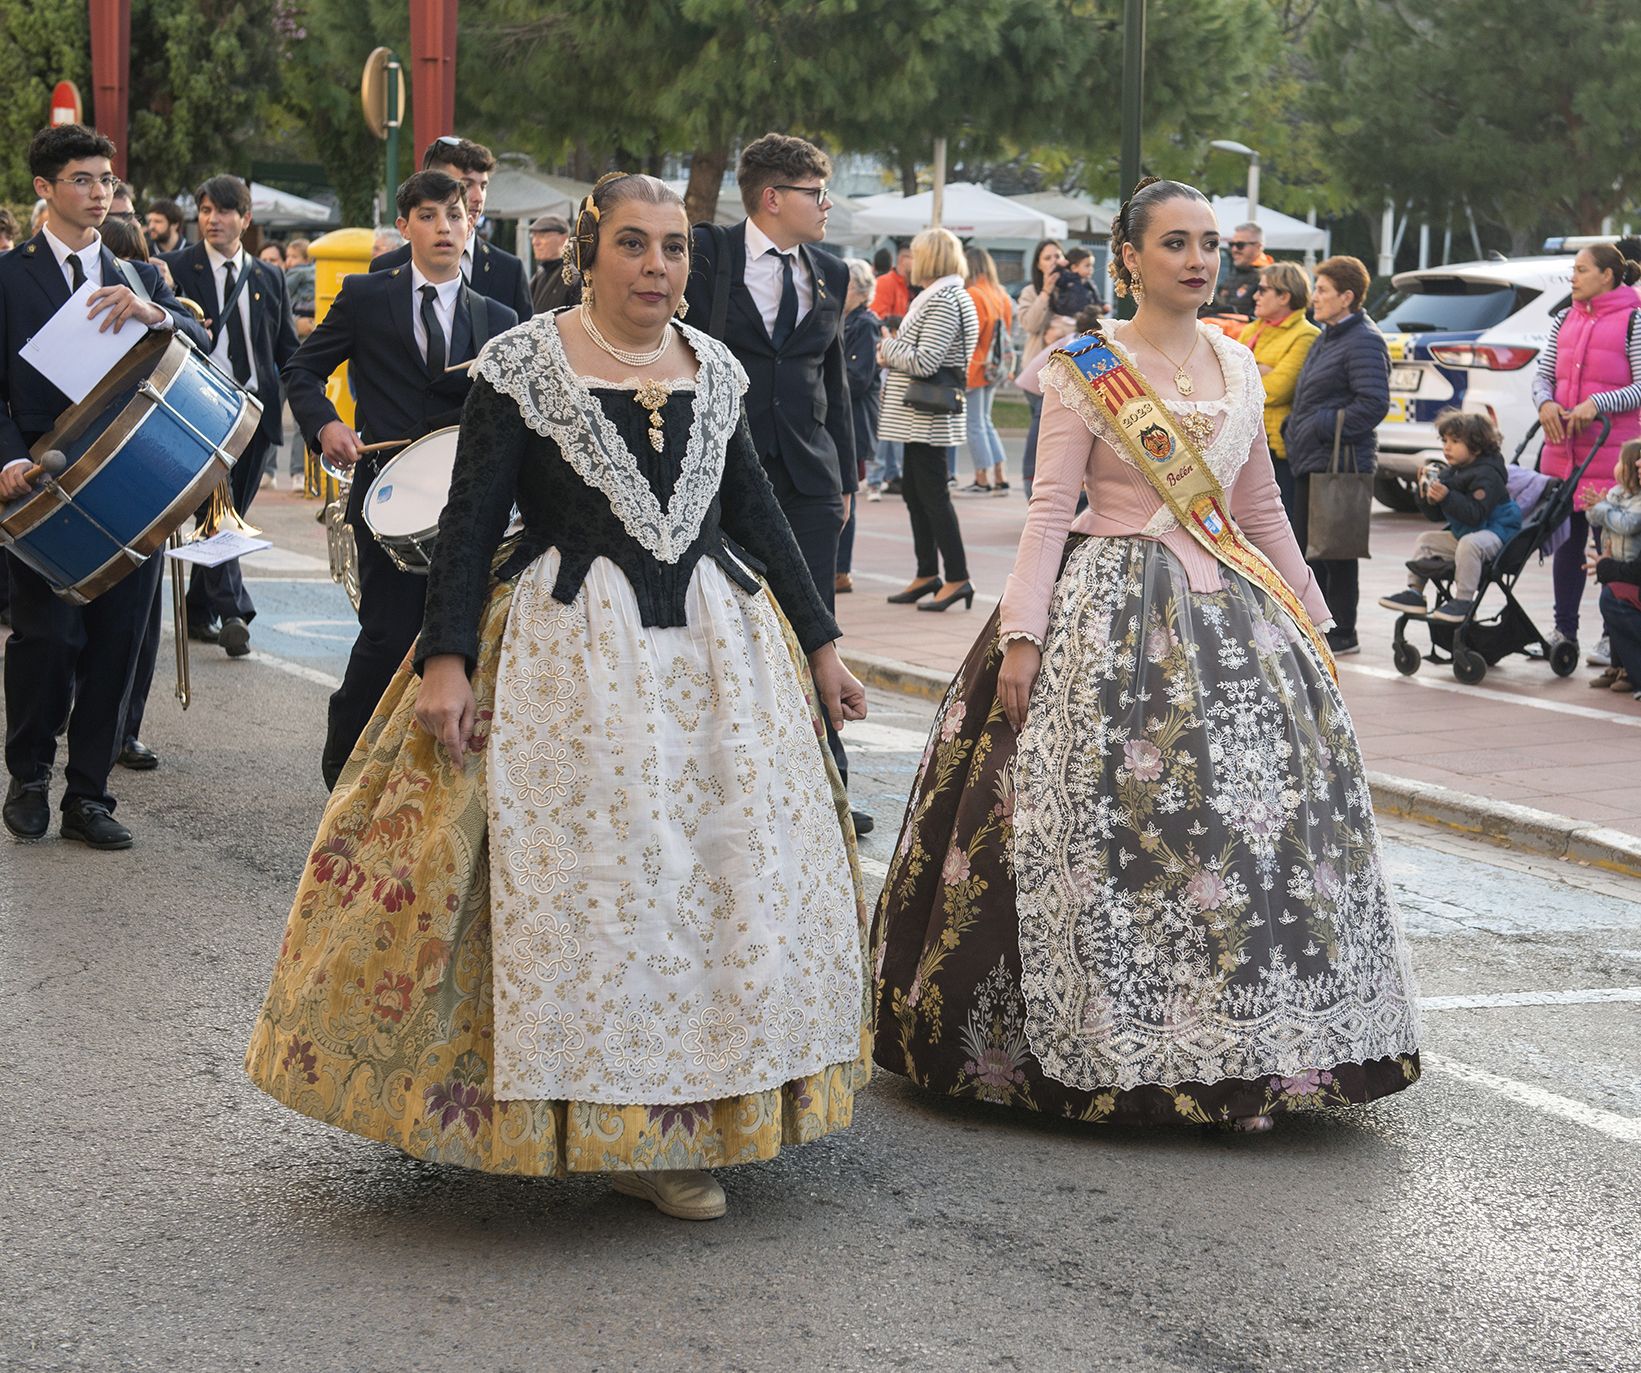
[246, 174, 872, 1219]
[872, 179, 1420, 1131]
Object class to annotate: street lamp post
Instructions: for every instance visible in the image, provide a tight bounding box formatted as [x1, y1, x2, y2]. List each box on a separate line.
[1118, 0, 1145, 319]
[1209, 138, 1260, 229]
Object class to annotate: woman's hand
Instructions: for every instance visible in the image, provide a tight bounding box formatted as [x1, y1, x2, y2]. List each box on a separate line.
[1567, 397, 1600, 434]
[1538, 401, 1568, 444]
[998, 639, 1042, 731]
[415, 654, 482, 764]
[809, 642, 867, 730]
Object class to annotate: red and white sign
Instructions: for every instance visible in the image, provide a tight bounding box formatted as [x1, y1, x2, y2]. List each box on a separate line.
[50, 81, 83, 127]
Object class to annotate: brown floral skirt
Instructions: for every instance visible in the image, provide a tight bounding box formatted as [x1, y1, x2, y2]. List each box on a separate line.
[245, 575, 871, 1176]
[871, 536, 1420, 1126]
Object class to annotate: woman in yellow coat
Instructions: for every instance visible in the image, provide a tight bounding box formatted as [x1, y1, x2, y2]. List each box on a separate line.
[1241, 260, 1320, 514]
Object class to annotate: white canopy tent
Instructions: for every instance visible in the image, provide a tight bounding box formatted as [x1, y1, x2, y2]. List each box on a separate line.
[1009, 191, 1115, 238]
[1210, 196, 1328, 252]
[850, 183, 1068, 239]
[484, 168, 595, 220]
[250, 182, 337, 228]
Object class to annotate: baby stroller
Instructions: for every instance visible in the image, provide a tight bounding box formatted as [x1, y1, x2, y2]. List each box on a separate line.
[1389, 415, 1611, 684]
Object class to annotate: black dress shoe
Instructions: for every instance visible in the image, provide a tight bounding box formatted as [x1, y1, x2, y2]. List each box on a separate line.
[851, 809, 875, 837]
[3, 778, 49, 840]
[118, 740, 159, 771]
[61, 799, 133, 850]
[219, 617, 251, 657]
[886, 578, 940, 604]
[187, 621, 220, 644]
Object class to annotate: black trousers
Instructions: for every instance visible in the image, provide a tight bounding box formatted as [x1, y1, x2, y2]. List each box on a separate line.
[321, 474, 429, 789]
[765, 460, 848, 784]
[122, 568, 166, 746]
[185, 431, 272, 628]
[3, 549, 162, 810]
[1290, 472, 1360, 637]
[901, 442, 968, 582]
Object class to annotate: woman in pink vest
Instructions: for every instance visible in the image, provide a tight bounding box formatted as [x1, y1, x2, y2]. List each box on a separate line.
[1533, 242, 1641, 649]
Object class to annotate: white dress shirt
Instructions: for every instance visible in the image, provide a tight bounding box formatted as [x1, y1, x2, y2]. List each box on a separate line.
[204, 242, 258, 391]
[743, 217, 813, 339]
[411, 266, 462, 367]
[42, 225, 104, 291]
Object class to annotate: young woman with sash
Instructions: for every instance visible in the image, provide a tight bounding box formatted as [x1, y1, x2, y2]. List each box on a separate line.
[871, 179, 1420, 1131]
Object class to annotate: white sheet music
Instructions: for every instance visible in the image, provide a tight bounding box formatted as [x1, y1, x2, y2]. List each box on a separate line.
[18, 280, 147, 405]
[163, 531, 272, 567]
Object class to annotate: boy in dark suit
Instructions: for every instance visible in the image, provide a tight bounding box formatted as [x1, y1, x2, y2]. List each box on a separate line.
[284, 171, 517, 789]
[0, 124, 210, 848]
[684, 132, 869, 831]
[161, 174, 300, 656]
[369, 137, 532, 323]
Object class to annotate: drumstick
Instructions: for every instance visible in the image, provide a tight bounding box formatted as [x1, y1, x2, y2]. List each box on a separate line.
[19, 450, 68, 484]
[356, 439, 413, 454]
[444, 359, 477, 373]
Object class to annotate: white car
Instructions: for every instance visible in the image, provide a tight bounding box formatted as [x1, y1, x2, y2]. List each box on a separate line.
[1372, 257, 1572, 509]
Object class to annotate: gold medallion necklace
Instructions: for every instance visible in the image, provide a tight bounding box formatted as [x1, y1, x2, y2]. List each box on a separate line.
[633, 378, 672, 452]
[1129, 322, 1200, 397]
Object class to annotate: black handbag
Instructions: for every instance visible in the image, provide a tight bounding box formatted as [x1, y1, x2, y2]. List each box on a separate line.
[903, 364, 967, 415]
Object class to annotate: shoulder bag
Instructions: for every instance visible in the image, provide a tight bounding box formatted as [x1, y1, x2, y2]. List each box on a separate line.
[1304, 411, 1375, 561]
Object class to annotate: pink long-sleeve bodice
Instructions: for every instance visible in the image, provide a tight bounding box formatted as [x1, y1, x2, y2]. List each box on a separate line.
[999, 325, 1331, 645]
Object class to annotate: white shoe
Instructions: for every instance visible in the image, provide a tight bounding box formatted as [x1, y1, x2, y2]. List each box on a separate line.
[610, 1168, 727, 1220]
[1588, 636, 1611, 667]
[867, 485, 882, 502]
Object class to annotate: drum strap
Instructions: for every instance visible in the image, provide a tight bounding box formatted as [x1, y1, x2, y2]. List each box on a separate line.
[209, 260, 253, 352]
[117, 258, 150, 301]
[466, 290, 493, 356]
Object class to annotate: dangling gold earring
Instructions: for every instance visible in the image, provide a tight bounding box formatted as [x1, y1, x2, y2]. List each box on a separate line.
[1131, 272, 1146, 302]
[674, 296, 689, 320]
[582, 275, 594, 307]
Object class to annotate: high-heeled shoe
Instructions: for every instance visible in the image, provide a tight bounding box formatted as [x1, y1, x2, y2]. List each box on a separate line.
[917, 581, 975, 612]
[886, 578, 940, 604]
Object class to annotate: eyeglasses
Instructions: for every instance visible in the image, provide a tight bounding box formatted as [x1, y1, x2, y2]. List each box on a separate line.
[49, 175, 120, 192]
[773, 184, 831, 206]
[1252, 283, 1272, 294]
[1227, 240, 1258, 250]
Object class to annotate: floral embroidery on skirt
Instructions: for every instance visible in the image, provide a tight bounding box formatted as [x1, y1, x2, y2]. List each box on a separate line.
[246, 575, 872, 1176]
[872, 536, 1420, 1125]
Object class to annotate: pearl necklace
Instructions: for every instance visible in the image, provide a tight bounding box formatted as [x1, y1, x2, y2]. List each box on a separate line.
[579, 306, 670, 367]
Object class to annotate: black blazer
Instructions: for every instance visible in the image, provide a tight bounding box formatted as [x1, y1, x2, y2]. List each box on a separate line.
[685, 221, 856, 497]
[281, 266, 517, 458]
[370, 238, 534, 323]
[0, 233, 209, 464]
[160, 242, 300, 450]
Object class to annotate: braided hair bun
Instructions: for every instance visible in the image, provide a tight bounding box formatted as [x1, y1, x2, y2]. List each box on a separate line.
[1107, 176, 1211, 297]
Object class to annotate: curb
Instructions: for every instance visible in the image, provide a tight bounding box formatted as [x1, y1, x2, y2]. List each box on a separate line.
[842, 649, 1641, 880]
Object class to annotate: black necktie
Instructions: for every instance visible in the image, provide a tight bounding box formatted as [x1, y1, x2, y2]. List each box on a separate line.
[68, 252, 86, 292]
[420, 284, 447, 378]
[768, 248, 798, 349]
[222, 262, 251, 384]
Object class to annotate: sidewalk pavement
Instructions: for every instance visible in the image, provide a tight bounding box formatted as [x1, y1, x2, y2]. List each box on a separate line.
[838, 453, 1641, 872]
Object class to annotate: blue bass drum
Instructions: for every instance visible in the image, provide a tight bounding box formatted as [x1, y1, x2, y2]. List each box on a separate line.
[0, 331, 260, 604]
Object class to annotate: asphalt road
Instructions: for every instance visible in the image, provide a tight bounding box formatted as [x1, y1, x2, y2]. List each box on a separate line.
[2, 566, 1638, 1373]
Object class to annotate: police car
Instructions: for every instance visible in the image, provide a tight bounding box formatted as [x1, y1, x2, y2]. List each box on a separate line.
[1373, 257, 1572, 509]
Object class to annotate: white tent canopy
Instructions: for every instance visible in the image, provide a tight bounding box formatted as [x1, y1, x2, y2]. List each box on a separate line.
[1211, 196, 1327, 252]
[484, 168, 595, 220]
[250, 182, 336, 228]
[851, 182, 1068, 239]
[1009, 191, 1115, 238]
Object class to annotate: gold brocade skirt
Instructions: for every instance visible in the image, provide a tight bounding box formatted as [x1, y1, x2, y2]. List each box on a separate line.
[244, 577, 871, 1176]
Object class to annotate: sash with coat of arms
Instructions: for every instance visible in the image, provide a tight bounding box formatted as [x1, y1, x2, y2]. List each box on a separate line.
[1047, 326, 1337, 680]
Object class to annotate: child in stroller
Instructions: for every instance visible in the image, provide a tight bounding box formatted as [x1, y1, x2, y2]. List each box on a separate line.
[1380, 409, 1521, 625]
[1383, 413, 1612, 683]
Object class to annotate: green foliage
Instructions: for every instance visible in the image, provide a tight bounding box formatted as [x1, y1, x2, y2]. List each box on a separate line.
[1306, 0, 1641, 237]
[0, 0, 89, 203]
[126, 0, 284, 198]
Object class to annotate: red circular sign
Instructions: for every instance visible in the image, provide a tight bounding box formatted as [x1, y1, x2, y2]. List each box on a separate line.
[50, 80, 82, 127]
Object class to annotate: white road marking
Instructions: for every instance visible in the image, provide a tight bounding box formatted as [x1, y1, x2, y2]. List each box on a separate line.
[1421, 987, 1641, 1010]
[1339, 661, 1641, 728]
[245, 650, 342, 691]
[266, 618, 359, 642]
[241, 544, 331, 572]
[845, 720, 934, 753]
[1423, 1052, 1641, 1145]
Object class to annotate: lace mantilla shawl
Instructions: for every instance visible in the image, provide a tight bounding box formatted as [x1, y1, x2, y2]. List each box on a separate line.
[1042, 324, 1261, 539]
[475, 314, 749, 564]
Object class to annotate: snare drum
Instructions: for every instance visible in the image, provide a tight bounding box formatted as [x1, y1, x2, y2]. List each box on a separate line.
[0, 331, 260, 603]
[362, 427, 460, 574]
